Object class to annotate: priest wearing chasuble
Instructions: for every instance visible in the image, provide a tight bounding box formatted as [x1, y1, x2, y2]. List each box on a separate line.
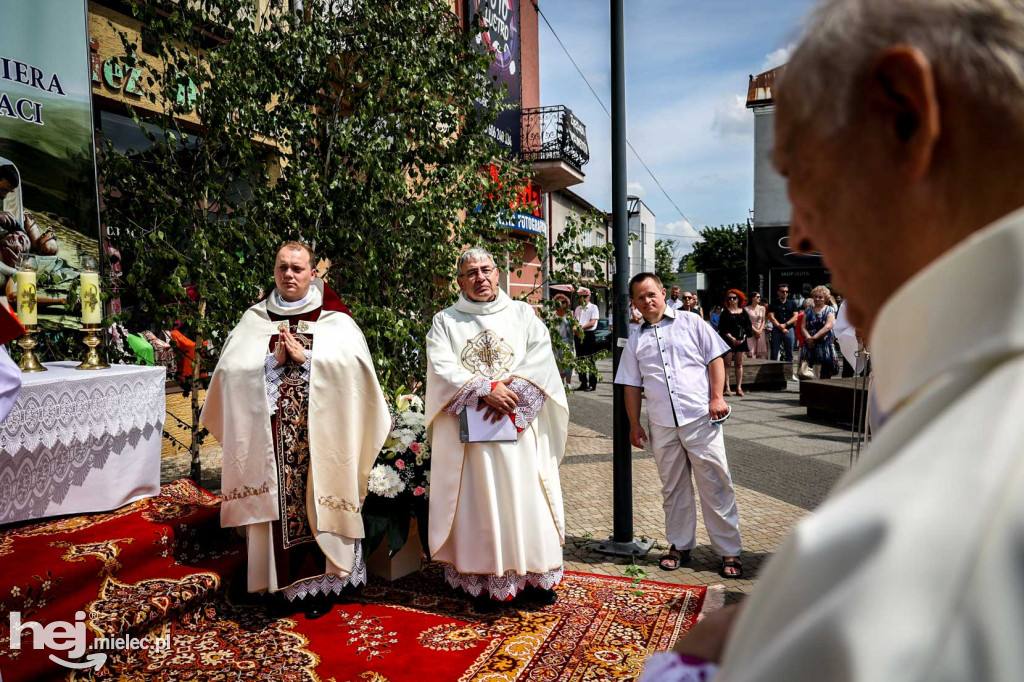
[426, 247, 569, 610]
[202, 242, 390, 619]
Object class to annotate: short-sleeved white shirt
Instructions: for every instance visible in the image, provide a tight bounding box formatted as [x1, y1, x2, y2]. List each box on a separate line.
[574, 302, 599, 330]
[667, 298, 685, 310]
[614, 305, 729, 427]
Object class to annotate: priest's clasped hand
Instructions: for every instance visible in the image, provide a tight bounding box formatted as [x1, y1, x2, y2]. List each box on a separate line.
[478, 377, 519, 423]
[273, 328, 307, 367]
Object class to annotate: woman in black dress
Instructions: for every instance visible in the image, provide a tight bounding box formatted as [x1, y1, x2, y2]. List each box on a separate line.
[718, 289, 754, 396]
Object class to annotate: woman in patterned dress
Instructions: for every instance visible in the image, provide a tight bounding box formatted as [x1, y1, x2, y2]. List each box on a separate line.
[799, 285, 839, 379]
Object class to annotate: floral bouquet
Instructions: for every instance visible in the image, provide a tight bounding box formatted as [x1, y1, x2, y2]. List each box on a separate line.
[362, 389, 431, 558]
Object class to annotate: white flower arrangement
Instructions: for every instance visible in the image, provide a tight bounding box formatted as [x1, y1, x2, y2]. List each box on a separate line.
[397, 409, 425, 429]
[363, 389, 431, 557]
[367, 464, 406, 498]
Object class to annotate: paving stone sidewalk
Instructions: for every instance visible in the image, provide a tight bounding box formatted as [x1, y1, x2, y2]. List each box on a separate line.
[162, 358, 862, 603]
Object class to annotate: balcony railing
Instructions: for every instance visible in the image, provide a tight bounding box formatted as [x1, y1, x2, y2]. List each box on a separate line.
[521, 105, 590, 173]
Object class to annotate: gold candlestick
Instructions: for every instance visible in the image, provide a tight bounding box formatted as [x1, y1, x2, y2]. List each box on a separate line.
[17, 324, 46, 372]
[75, 326, 110, 370]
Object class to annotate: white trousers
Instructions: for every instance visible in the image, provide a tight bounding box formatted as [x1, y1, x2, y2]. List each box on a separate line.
[649, 419, 742, 557]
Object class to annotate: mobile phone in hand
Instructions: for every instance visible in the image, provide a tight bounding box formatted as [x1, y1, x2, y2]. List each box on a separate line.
[710, 405, 732, 426]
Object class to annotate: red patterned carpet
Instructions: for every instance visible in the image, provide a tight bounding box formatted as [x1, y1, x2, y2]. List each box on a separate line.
[0, 481, 712, 681]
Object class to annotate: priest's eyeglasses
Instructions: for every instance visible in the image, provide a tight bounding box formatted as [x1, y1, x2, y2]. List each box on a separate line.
[460, 266, 495, 280]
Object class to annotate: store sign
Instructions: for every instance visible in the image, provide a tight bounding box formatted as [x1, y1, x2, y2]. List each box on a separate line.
[0, 0, 101, 330]
[750, 225, 823, 269]
[500, 211, 546, 235]
[478, 169, 545, 235]
[562, 108, 589, 169]
[470, 0, 522, 155]
[90, 40, 198, 112]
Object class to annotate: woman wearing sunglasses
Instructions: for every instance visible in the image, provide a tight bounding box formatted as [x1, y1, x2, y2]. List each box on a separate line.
[717, 289, 754, 396]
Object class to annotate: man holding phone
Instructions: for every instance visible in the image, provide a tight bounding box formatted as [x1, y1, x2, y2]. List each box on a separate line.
[614, 272, 743, 578]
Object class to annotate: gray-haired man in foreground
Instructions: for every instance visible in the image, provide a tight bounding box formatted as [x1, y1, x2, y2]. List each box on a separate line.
[641, 0, 1024, 680]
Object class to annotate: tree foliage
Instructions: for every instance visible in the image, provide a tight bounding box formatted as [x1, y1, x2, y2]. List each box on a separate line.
[527, 211, 613, 381]
[654, 238, 677, 285]
[681, 223, 747, 303]
[101, 0, 531, 483]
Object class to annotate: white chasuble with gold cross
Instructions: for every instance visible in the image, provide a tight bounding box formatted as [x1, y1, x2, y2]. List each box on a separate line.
[426, 290, 569, 599]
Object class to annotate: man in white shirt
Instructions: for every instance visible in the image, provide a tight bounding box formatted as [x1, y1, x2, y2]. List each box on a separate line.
[640, 0, 1024, 679]
[572, 287, 600, 391]
[668, 286, 685, 310]
[614, 272, 742, 578]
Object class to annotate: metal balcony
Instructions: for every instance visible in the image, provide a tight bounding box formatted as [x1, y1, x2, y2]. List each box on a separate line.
[521, 105, 589, 192]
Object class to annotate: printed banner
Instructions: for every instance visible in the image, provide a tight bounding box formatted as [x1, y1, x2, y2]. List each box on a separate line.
[0, 0, 101, 330]
[470, 0, 522, 155]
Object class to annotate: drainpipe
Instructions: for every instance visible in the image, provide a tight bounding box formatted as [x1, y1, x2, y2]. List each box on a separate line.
[544, 192, 553, 299]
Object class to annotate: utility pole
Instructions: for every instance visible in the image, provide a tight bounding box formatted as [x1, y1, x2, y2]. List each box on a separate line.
[591, 0, 653, 559]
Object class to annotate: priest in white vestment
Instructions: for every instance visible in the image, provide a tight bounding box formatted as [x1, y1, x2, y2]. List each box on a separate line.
[639, 1, 1024, 680]
[202, 242, 390, 619]
[426, 246, 569, 610]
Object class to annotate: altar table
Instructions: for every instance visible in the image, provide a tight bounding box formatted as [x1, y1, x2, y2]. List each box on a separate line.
[0, 362, 166, 525]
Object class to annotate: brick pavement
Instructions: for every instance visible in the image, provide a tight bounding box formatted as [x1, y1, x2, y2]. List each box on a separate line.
[162, 358, 858, 603]
[560, 421, 807, 596]
[560, 358, 857, 602]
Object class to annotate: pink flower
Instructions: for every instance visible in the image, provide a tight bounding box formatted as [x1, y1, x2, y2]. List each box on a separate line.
[395, 460, 406, 470]
[413, 487, 425, 496]
[409, 443, 421, 455]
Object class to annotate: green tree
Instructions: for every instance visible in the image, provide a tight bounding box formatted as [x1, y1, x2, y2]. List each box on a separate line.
[655, 238, 677, 285]
[684, 223, 747, 303]
[102, 0, 529, 484]
[522, 211, 614, 382]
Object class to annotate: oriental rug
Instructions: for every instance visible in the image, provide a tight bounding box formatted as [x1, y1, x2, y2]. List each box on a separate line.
[0, 480, 713, 682]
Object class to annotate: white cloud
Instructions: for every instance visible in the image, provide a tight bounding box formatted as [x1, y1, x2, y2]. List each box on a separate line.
[626, 181, 646, 198]
[761, 42, 796, 72]
[710, 94, 752, 138]
[661, 219, 704, 245]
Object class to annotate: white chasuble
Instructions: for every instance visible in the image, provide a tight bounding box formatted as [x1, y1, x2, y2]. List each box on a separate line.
[202, 283, 391, 592]
[426, 290, 569, 598]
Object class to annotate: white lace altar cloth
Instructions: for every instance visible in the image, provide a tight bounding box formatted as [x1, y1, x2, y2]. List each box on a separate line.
[0, 362, 166, 524]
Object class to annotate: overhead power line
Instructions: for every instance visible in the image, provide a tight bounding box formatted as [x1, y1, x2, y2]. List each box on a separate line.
[533, 1, 701, 237]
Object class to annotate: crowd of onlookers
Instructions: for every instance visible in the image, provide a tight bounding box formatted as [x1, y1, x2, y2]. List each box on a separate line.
[553, 281, 859, 393]
[711, 283, 851, 385]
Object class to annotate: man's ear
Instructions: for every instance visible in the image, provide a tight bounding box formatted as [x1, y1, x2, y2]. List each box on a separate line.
[865, 46, 941, 180]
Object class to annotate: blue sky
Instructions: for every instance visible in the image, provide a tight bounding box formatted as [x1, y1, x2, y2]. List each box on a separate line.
[538, 0, 814, 256]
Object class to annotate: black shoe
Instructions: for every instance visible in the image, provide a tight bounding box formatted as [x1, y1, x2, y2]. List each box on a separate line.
[265, 592, 297, 618]
[473, 593, 501, 614]
[521, 586, 558, 606]
[303, 594, 332, 620]
[577, 384, 588, 392]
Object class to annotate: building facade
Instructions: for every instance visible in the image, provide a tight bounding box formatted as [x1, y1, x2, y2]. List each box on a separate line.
[454, 0, 591, 303]
[627, 196, 655, 278]
[86, 0, 588, 305]
[746, 67, 829, 301]
[547, 187, 610, 316]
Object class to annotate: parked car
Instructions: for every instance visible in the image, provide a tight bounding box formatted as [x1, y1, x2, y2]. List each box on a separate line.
[593, 317, 612, 351]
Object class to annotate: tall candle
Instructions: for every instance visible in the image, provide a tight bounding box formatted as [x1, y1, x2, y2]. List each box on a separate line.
[80, 271, 102, 326]
[16, 269, 37, 326]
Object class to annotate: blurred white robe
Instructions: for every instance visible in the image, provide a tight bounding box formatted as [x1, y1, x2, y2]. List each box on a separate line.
[707, 206, 1024, 680]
